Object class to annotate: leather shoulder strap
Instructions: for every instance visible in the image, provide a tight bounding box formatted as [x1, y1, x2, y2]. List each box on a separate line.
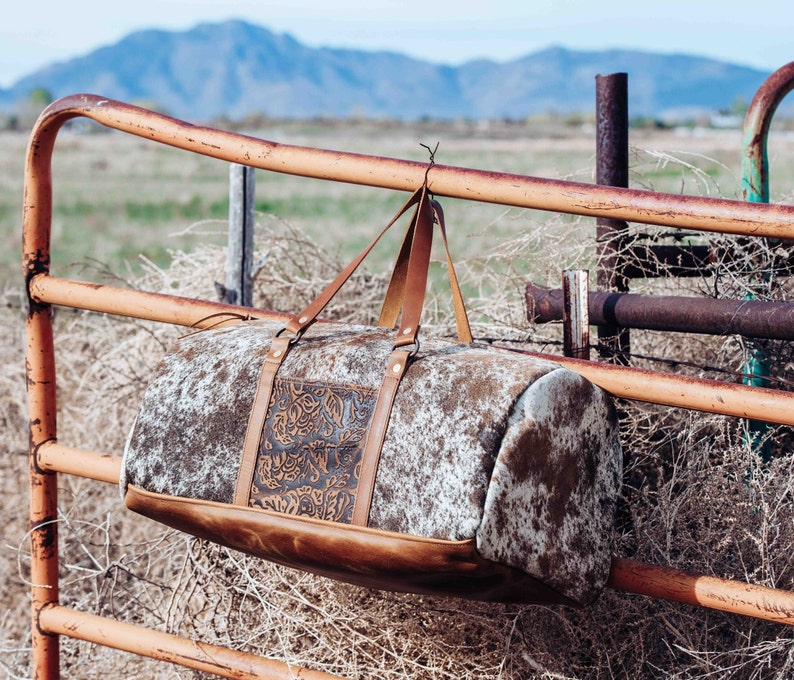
[283, 186, 427, 339]
[378, 198, 472, 343]
[233, 335, 291, 506]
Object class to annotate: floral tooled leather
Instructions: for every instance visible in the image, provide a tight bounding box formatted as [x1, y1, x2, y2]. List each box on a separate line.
[249, 377, 377, 523]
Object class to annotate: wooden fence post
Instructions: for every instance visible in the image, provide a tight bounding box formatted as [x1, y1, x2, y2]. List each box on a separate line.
[222, 164, 255, 307]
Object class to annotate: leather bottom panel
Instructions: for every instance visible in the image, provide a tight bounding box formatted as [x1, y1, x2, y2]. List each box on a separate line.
[126, 485, 578, 606]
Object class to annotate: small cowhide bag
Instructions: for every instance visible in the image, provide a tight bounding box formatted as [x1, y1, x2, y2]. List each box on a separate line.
[122, 185, 622, 606]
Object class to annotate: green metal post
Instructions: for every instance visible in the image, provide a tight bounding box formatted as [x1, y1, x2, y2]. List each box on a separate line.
[740, 62, 794, 463]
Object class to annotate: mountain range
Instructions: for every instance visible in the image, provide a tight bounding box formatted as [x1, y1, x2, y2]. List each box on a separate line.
[0, 20, 779, 122]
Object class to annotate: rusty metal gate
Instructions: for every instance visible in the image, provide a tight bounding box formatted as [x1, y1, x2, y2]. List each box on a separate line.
[529, 62, 794, 347]
[23, 94, 794, 678]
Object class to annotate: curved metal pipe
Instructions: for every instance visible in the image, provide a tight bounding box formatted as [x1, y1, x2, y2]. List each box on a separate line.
[742, 61, 794, 203]
[23, 92, 794, 275]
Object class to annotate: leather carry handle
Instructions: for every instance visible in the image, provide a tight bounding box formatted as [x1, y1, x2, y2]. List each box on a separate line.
[283, 185, 436, 348]
[378, 199, 473, 344]
[349, 193, 436, 523]
[235, 186, 436, 509]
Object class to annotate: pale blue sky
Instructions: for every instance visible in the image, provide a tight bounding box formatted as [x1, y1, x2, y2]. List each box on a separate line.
[2, 0, 792, 88]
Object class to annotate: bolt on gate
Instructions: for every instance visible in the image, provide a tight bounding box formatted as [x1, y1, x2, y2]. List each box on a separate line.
[23, 94, 794, 678]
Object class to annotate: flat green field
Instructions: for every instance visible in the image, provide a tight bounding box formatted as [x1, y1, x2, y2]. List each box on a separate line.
[3, 119, 793, 287]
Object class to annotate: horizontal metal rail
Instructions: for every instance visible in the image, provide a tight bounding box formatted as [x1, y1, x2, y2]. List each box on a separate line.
[23, 95, 794, 678]
[31, 274, 794, 426]
[38, 605, 343, 679]
[37, 442, 121, 484]
[608, 559, 794, 624]
[28, 274, 289, 327]
[37, 444, 794, 626]
[23, 94, 794, 268]
[519, 348, 794, 425]
[527, 284, 794, 340]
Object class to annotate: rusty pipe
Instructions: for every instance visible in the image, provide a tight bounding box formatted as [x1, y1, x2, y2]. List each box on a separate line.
[23, 94, 794, 256]
[38, 605, 343, 679]
[742, 61, 794, 204]
[595, 73, 630, 361]
[738, 64, 794, 460]
[27, 275, 290, 328]
[28, 275, 794, 426]
[37, 442, 121, 484]
[515, 345, 794, 426]
[609, 558, 794, 625]
[27, 304, 61, 680]
[527, 283, 794, 340]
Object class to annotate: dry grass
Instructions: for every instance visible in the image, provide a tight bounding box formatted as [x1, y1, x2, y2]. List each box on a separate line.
[3, 130, 794, 678]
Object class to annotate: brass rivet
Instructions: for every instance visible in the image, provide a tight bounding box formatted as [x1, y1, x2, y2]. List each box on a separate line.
[298, 316, 308, 324]
[392, 363, 401, 373]
[273, 350, 283, 358]
[402, 327, 412, 335]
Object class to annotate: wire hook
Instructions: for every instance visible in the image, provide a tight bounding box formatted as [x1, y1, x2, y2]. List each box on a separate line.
[420, 141, 440, 187]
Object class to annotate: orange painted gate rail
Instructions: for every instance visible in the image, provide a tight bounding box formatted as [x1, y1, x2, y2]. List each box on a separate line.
[23, 95, 794, 678]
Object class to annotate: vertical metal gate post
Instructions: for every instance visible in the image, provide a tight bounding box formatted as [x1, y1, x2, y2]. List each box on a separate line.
[562, 270, 590, 360]
[595, 73, 630, 363]
[23, 118, 62, 679]
[740, 61, 794, 462]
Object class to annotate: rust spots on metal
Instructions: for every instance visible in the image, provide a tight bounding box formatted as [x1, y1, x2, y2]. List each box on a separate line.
[609, 558, 794, 625]
[24, 251, 52, 317]
[30, 522, 57, 552]
[742, 61, 794, 203]
[31, 439, 58, 476]
[527, 284, 794, 340]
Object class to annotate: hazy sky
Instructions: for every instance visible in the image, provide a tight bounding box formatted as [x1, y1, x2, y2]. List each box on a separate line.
[2, 0, 792, 88]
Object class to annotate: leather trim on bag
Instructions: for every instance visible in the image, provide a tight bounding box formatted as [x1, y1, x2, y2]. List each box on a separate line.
[125, 485, 579, 606]
[234, 335, 292, 506]
[351, 349, 411, 526]
[379, 199, 472, 344]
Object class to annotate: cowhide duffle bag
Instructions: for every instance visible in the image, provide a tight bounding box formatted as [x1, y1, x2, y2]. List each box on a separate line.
[122, 185, 622, 607]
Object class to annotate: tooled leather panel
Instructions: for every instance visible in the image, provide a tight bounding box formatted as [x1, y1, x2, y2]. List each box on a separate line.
[250, 377, 377, 523]
[125, 484, 577, 606]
